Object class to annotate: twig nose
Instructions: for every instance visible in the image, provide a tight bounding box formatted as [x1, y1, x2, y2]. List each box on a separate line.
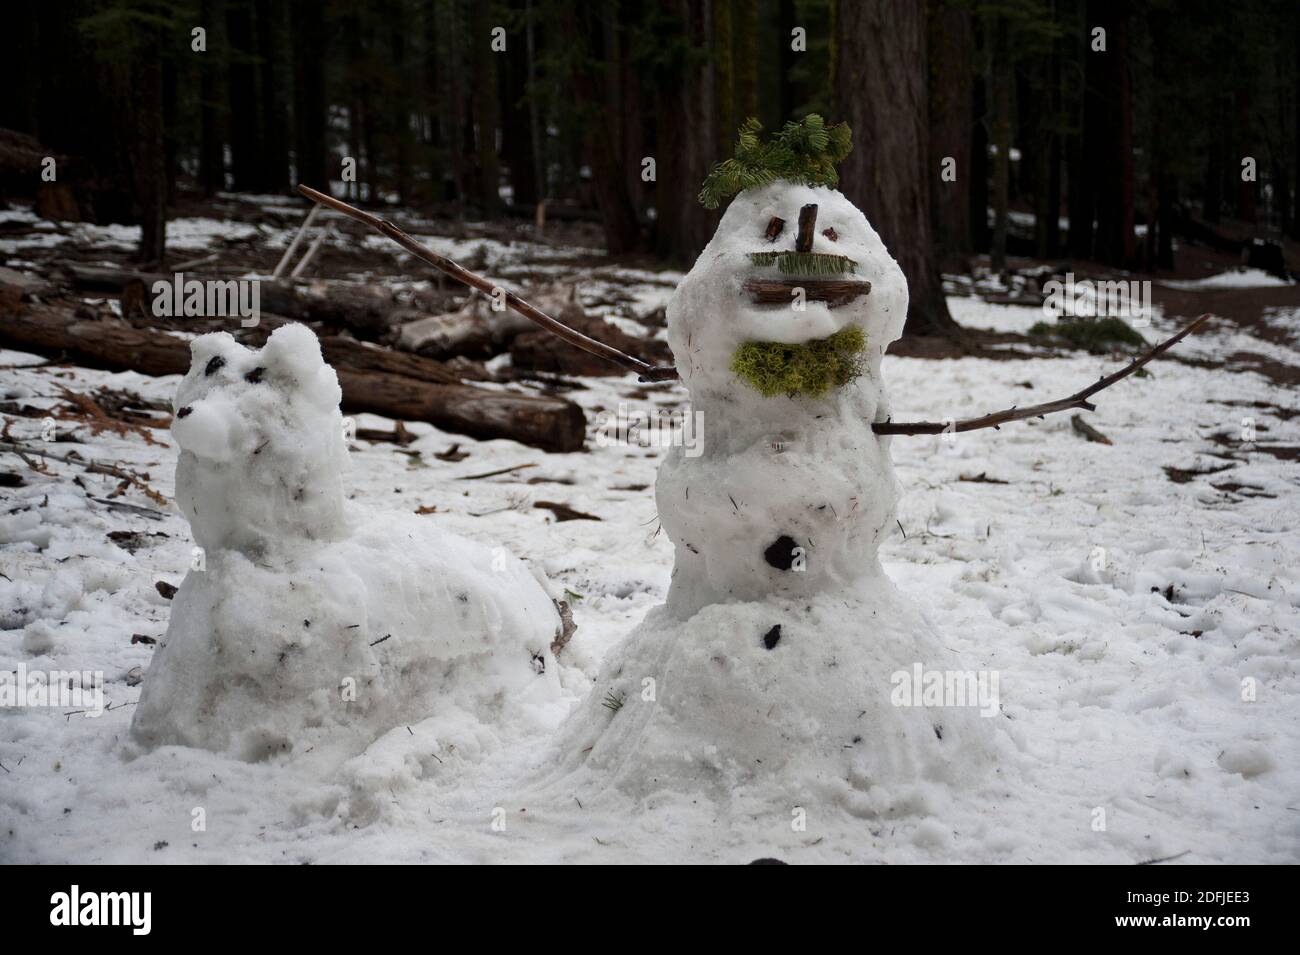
[794, 204, 818, 253]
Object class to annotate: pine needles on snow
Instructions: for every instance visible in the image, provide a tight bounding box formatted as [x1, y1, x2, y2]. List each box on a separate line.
[747, 251, 858, 275]
[698, 114, 853, 209]
[731, 326, 867, 399]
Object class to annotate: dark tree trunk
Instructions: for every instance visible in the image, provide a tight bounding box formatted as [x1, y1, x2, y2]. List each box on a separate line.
[290, 0, 328, 190]
[199, 0, 225, 196]
[388, 3, 414, 203]
[1293, 10, 1300, 240]
[1233, 87, 1257, 223]
[988, 15, 1011, 274]
[970, 65, 990, 251]
[554, 5, 639, 252]
[255, 0, 288, 192]
[470, 1, 501, 215]
[653, 0, 717, 263]
[1027, 38, 1060, 259]
[835, 0, 957, 335]
[162, 53, 179, 205]
[1090, 0, 1135, 267]
[778, 0, 797, 121]
[226, 0, 262, 192]
[131, 37, 167, 266]
[502, 0, 538, 206]
[734, 0, 758, 123]
[1066, 3, 1095, 259]
[928, 0, 973, 262]
[1044, 33, 1062, 257]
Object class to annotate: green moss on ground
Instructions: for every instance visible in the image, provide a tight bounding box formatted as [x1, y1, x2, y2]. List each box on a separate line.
[731, 326, 867, 398]
[1029, 317, 1147, 353]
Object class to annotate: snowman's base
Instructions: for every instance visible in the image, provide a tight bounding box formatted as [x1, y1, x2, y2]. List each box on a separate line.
[550, 571, 1004, 818]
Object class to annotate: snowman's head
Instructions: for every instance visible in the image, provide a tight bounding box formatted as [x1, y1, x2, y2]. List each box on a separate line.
[666, 179, 908, 399]
[172, 323, 349, 554]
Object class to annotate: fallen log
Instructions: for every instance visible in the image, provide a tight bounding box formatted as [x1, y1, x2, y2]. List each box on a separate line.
[395, 281, 592, 362]
[396, 296, 533, 360]
[0, 297, 586, 453]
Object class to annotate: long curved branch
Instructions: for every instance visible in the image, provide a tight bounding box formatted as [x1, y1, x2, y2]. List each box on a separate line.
[296, 185, 679, 382]
[873, 313, 1213, 435]
[298, 186, 1209, 437]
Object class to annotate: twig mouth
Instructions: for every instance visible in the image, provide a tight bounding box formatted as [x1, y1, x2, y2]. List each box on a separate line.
[743, 277, 873, 308]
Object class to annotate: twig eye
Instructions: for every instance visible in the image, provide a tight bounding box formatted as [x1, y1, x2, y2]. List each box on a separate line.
[764, 216, 785, 241]
[822, 227, 838, 242]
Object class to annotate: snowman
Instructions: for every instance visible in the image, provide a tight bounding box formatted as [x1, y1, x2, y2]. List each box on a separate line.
[130, 323, 567, 764]
[548, 117, 1000, 815]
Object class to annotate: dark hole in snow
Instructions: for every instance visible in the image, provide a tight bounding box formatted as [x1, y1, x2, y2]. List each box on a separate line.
[176, 406, 193, 418]
[934, 725, 943, 740]
[764, 535, 799, 570]
[154, 580, 177, 600]
[763, 624, 782, 650]
[245, 366, 266, 384]
[530, 651, 546, 674]
[204, 355, 226, 376]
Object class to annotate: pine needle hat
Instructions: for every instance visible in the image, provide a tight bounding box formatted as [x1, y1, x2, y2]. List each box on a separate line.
[698, 114, 852, 209]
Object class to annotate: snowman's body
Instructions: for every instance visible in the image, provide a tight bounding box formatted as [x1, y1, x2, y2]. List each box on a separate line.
[552, 182, 996, 814]
[660, 182, 906, 616]
[131, 324, 565, 764]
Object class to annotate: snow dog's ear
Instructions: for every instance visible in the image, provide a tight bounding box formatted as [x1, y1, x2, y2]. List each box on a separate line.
[261, 322, 326, 379]
[257, 322, 343, 408]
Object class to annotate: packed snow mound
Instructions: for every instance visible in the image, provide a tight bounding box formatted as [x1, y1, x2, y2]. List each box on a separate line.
[131, 324, 566, 763]
[553, 573, 1001, 815]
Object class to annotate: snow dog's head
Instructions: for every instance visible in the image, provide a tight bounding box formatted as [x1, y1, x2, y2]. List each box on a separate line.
[172, 323, 349, 555]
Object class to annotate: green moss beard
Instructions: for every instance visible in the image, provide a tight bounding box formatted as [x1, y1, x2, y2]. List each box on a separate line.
[730, 326, 867, 398]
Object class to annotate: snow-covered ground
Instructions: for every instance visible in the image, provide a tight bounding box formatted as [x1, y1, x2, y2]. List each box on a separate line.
[1, 264, 1298, 862]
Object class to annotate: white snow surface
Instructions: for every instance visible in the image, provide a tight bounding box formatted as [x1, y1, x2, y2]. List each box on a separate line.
[1, 227, 1298, 862]
[1160, 269, 1293, 290]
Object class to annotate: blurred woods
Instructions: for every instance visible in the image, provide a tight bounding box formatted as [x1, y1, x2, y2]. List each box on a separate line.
[1, 0, 1297, 335]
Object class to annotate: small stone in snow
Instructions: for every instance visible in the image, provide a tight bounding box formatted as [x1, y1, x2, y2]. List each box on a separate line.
[763, 625, 782, 650]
